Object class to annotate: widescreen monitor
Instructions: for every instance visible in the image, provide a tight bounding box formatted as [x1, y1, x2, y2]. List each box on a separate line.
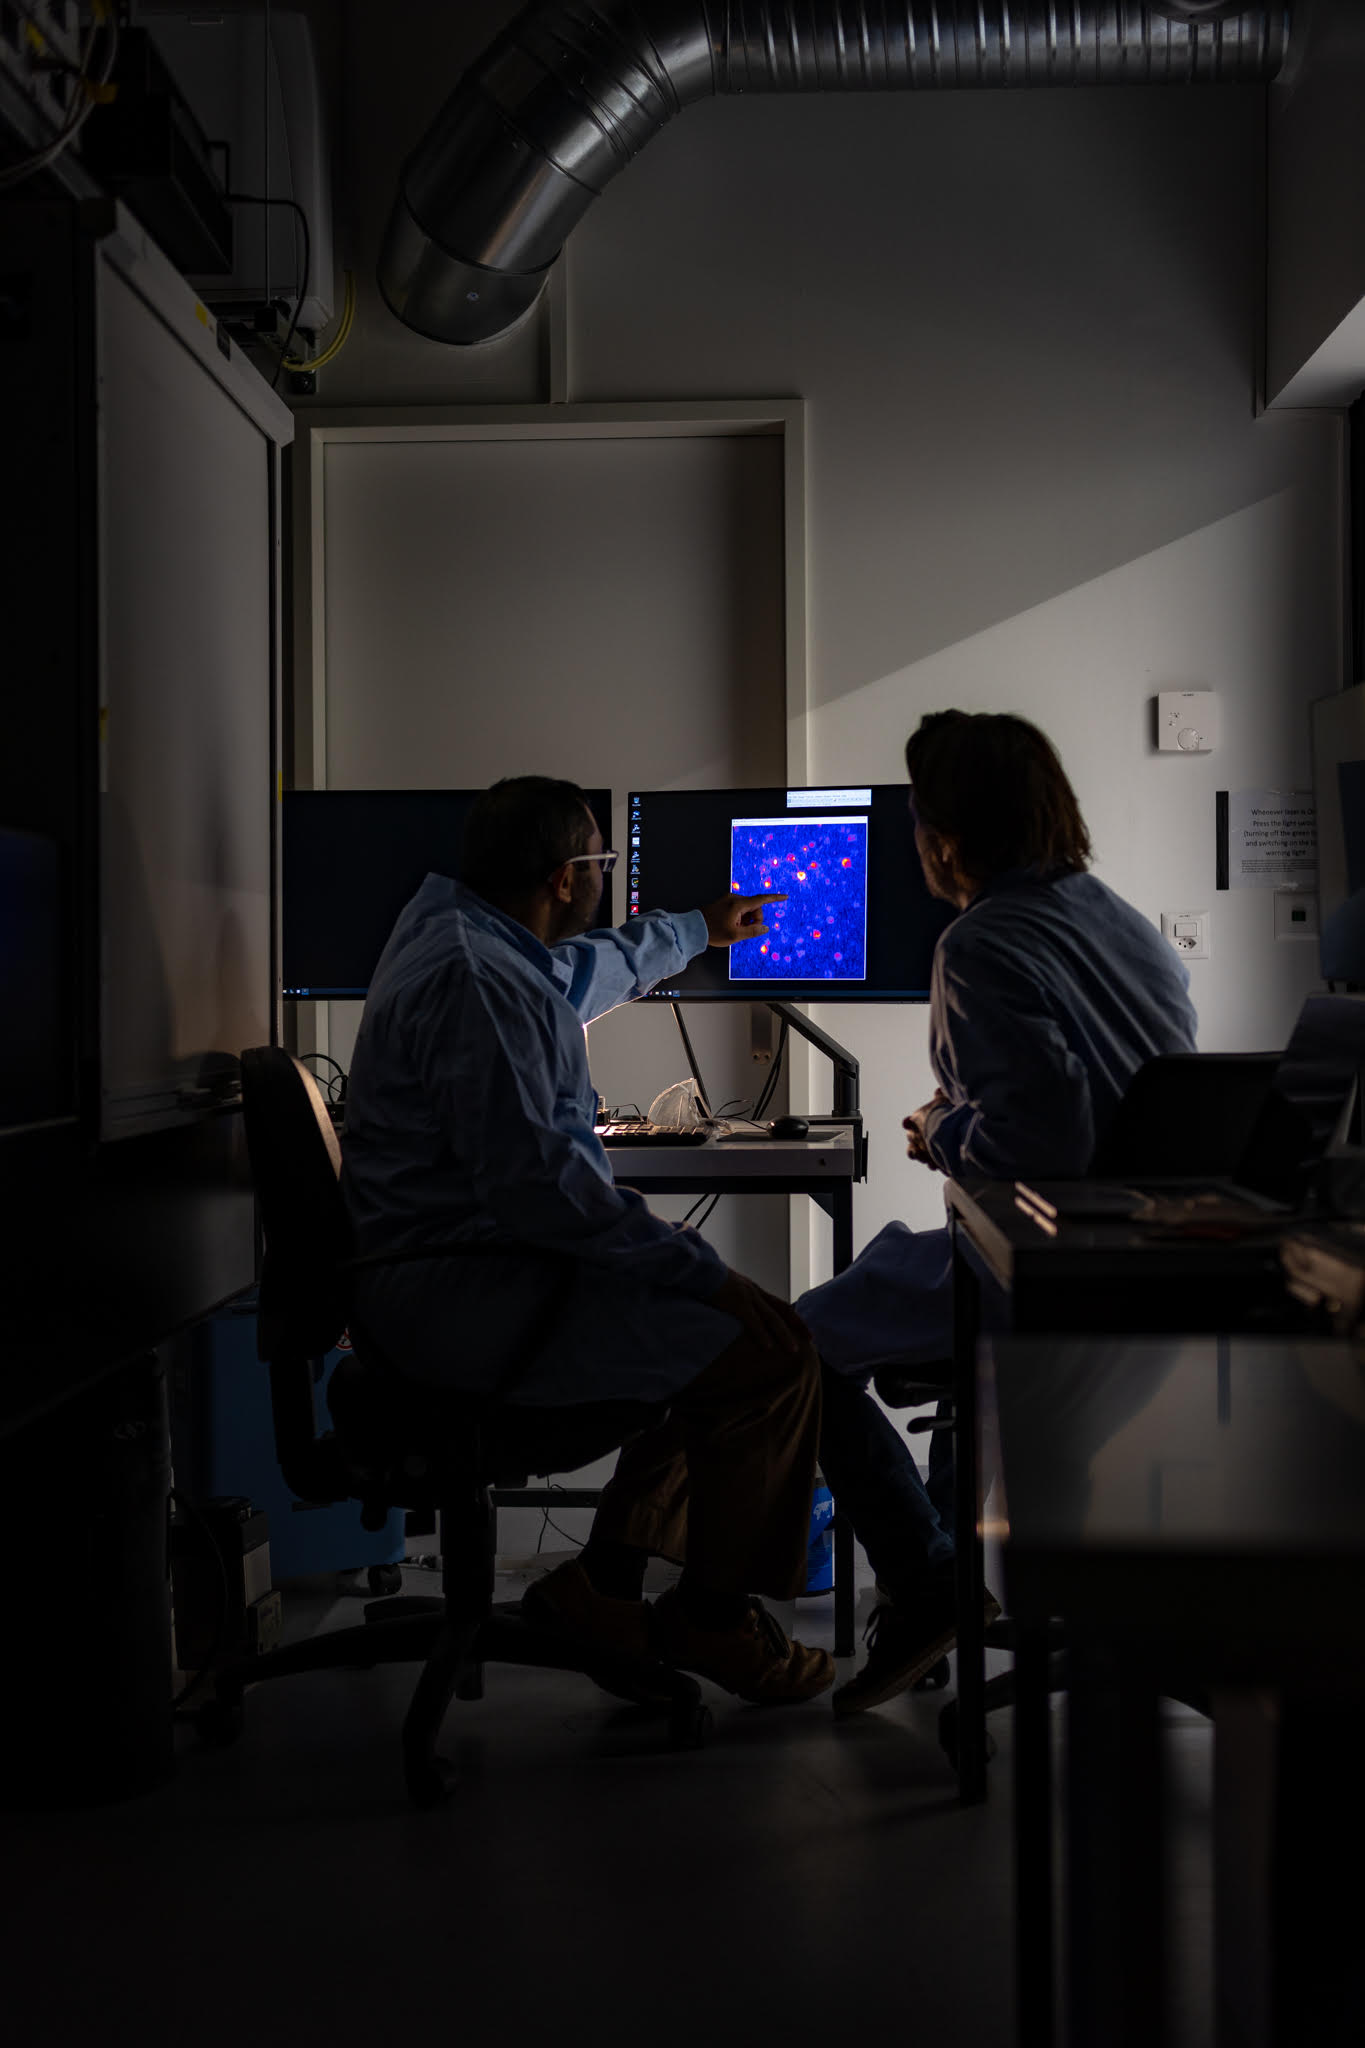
[282, 787, 614, 998]
[626, 785, 954, 1001]
[1312, 682, 1365, 987]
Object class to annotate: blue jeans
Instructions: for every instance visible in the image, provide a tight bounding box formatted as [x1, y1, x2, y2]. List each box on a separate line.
[817, 1363, 955, 1604]
[798, 1220, 958, 1605]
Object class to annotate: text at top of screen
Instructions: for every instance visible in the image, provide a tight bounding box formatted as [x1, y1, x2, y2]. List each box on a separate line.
[785, 787, 872, 808]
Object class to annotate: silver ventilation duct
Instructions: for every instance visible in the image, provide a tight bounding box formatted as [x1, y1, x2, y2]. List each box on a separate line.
[379, 2, 1292, 347]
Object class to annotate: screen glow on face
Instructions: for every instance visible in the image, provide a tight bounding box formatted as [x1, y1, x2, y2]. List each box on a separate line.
[728, 815, 869, 980]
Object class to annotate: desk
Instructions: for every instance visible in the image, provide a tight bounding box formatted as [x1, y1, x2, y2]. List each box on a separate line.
[989, 1333, 1365, 2048]
[607, 1127, 862, 1649]
[604, 1127, 858, 1270]
[945, 1179, 1302, 1809]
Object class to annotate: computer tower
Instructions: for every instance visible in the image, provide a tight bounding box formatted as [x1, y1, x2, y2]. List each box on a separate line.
[177, 1293, 404, 1580]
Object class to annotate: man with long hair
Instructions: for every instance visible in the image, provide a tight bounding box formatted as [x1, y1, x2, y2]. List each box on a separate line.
[804, 711, 1198, 1715]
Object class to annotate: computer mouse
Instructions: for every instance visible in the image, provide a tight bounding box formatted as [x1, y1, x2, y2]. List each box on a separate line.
[770, 1115, 810, 1140]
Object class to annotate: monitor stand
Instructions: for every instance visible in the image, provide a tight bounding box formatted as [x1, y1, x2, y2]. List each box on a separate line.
[768, 1002, 865, 1172]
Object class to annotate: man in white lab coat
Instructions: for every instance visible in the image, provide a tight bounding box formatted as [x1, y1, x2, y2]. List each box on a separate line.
[343, 776, 834, 1706]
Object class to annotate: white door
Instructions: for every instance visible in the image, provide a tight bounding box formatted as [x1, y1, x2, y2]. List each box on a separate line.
[308, 424, 794, 1409]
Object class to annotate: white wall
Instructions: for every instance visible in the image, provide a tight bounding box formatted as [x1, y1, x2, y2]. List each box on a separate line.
[565, 86, 1344, 1267]
[304, 14, 1344, 1277]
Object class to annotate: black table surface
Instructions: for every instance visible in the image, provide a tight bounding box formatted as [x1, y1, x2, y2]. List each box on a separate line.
[985, 1333, 1365, 1674]
[946, 1178, 1307, 1333]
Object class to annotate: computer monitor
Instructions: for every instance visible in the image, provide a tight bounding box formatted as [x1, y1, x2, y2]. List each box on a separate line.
[626, 785, 954, 1001]
[1312, 682, 1365, 987]
[282, 787, 614, 999]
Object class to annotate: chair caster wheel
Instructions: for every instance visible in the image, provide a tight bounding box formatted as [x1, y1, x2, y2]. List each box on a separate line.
[914, 1655, 951, 1693]
[194, 1696, 245, 1747]
[367, 1563, 403, 1597]
[406, 1754, 458, 1809]
[669, 1702, 712, 1751]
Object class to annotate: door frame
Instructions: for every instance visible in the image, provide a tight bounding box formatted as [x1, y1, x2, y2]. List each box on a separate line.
[290, 400, 808, 795]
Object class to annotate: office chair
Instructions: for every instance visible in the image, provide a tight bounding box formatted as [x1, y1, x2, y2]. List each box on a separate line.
[908, 1050, 1281, 1768]
[1089, 1049, 1278, 1179]
[191, 1046, 709, 1807]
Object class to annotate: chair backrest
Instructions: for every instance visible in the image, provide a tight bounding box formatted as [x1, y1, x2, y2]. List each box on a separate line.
[240, 1046, 351, 1364]
[1092, 1052, 1279, 1179]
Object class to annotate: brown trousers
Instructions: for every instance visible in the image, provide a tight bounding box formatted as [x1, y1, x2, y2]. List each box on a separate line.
[589, 1324, 823, 1601]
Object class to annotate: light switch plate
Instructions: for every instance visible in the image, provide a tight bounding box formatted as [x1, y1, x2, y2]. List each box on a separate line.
[1161, 909, 1210, 960]
[1274, 890, 1319, 941]
[1157, 691, 1219, 753]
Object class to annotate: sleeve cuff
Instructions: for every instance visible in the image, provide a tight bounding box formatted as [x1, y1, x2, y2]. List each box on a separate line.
[921, 1098, 964, 1173]
[673, 907, 710, 961]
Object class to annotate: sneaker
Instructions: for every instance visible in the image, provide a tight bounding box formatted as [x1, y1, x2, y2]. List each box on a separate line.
[521, 1557, 650, 1661]
[832, 1585, 1003, 1719]
[651, 1589, 835, 1706]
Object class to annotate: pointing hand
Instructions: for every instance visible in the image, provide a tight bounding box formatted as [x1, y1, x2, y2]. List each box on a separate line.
[702, 891, 787, 948]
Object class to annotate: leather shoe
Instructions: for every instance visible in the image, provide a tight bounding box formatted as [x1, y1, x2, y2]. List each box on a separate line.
[651, 1589, 834, 1705]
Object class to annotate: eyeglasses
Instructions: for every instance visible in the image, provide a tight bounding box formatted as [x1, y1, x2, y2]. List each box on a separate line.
[562, 850, 618, 874]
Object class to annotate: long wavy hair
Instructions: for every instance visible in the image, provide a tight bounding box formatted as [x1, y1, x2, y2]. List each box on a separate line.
[905, 711, 1092, 881]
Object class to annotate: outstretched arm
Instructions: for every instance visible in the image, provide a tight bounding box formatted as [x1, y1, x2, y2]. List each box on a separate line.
[553, 892, 787, 1024]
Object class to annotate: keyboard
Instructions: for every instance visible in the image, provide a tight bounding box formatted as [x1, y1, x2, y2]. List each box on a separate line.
[595, 1120, 711, 1146]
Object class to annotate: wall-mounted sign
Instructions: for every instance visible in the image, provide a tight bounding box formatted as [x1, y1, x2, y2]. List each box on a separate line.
[1215, 789, 1317, 890]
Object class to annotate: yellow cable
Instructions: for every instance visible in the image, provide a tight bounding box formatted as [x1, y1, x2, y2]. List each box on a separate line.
[282, 268, 355, 373]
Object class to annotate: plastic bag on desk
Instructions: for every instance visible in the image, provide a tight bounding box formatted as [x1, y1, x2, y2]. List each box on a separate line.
[646, 1077, 709, 1128]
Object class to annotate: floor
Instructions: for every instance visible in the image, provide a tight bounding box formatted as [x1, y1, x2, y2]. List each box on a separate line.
[4, 1552, 1215, 2048]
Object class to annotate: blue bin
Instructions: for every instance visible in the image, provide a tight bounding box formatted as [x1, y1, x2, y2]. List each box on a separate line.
[805, 1482, 835, 1594]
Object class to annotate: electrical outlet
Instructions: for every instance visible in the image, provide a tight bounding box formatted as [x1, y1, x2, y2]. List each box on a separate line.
[1274, 891, 1319, 941]
[1161, 910, 1209, 960]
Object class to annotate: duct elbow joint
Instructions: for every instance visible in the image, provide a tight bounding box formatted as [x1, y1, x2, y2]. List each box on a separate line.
[377, 193, 552, 346]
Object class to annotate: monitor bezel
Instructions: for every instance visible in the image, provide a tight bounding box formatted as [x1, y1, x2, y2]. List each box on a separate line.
[628, 782, 946, 1005]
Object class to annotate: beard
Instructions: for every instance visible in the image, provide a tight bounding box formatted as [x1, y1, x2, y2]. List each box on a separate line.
[555, 865, 604, 940]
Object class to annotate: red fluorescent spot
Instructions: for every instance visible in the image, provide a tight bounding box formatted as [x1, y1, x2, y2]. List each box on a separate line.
[841, 857, 851, 868]
[812, 930, 821, 939]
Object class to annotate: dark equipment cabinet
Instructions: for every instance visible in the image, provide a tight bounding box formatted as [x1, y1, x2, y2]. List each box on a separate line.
[0, 197, 292, 1436]
[0, 200, 291, 1801]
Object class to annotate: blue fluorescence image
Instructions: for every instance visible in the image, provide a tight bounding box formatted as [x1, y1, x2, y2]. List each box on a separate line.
[729, 814, 868, 980]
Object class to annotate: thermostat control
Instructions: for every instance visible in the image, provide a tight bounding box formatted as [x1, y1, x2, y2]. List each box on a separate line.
[1158, 691, 1219, 754]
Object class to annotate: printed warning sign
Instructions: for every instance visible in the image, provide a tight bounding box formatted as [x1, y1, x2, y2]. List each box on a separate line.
[1220, 789, 1318, 890]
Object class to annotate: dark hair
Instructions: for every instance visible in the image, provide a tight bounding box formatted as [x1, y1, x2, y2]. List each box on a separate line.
[904, 710, 1092, 880]
[459, 775, 597, 904]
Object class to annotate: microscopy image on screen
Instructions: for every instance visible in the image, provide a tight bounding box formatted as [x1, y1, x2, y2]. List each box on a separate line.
[728, 815, 869, 980]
